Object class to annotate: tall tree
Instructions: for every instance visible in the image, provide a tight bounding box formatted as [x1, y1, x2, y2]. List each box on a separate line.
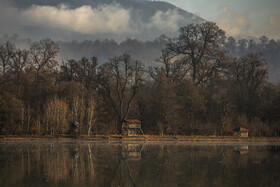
[230, 53, 267, 98]
[150, 50, 187, 83]
[226, 37, 237, 56]
[229, 53, 267, 119]
[75, 57, 98, 90]
[29, 38, 59, 76]
[0, 42, 15, 79]
[166, 22, 228, 86]
[8, 49, 29, 76]
[96, 54, 144, 134]
[237, 39, 248, 57]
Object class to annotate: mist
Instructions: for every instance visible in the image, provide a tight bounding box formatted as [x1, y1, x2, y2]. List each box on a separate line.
[0, 0, 202, 42]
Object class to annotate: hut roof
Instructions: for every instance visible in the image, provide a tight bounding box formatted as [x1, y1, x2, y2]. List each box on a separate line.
[124, 119, 141, 123]
[234, 127, 249, 132]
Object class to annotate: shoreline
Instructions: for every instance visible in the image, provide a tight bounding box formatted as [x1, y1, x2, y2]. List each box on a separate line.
[0, 135, 279, 142]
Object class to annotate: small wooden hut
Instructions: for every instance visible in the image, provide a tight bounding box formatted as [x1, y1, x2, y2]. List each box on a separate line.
[233, 127, 249, 137]
[122, 119, 144, 136]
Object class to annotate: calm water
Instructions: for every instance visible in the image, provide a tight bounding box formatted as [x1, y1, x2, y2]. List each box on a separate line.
[0, 141, 279, 187]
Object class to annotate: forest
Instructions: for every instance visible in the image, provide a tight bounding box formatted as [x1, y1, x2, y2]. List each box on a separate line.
[0, 22, 279, 137]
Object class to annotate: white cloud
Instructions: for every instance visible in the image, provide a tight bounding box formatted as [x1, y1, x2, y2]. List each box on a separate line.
[148, 9, 184, 32]
[0, 2, 190, 41]
[221, 5, 229, 13]
[23, 4, 134, 35]
[215, 6, 250, 37]
[215, 5, 280, 39]
[269, 16, 280, 27]
[256, 15, 280, 39]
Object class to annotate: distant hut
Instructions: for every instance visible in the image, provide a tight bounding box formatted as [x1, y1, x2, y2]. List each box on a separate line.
[122, 119, 144, 136]
[233, 127, 249, 137]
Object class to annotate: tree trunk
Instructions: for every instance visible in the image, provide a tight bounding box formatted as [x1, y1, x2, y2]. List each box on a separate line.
[117, 118, 123, 135]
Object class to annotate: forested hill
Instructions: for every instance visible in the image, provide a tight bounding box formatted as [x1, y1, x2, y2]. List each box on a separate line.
[58, 37, 280, 83]
[7, 0, 204, 41]
[57, 37, 167, 66]
[58, 36, 280, 83]
[10, 0, 202, 21]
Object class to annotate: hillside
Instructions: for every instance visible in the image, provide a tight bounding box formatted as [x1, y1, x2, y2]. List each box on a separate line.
[6, 0, 204, 41]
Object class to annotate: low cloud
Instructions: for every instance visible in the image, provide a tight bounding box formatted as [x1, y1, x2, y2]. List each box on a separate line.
[0, 2, 190, 41]
[256, 15, 280, 39]
[221, 6, 229, 13]
[215, 5, 250, 37]
[148, 9, 184, 32]
[23, 4, 133, 35]
[216, 5, 280, 39]
[269, 15, 280, 26]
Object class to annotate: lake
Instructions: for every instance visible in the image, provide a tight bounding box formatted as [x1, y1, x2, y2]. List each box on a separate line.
[0, 141, 279, 187]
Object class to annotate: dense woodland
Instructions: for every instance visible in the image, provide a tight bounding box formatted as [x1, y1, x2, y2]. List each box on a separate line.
[0, 22, 279, 136]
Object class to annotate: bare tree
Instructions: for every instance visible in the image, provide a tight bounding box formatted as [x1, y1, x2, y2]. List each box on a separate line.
[0, 42, 15, 78]
[84, 94, 95, 135]
[75, 57, 98, 89]
[96, 54, 144, 134]
[8, 49, 29, 75]
[166, 22, 228, 86]
[60, 59, 78, 82]
[231, 53, 267, 97]
[29, 38, 59, 76]
[149, 50, 188, 82]
[70, 57, 98, 135]
[43, 97, 68, 136]
[229, 53, 267, 120]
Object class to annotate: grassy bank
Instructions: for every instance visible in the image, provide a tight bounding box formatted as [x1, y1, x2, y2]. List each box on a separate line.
[0, 135, 279, 142]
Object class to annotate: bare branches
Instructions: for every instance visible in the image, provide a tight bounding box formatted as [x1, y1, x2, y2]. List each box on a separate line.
[150, 50, 189, 83]
[166, 22, 228, 86]
[29, 38, 59, 75]
[230, 53, 267, 96]
[0, 42, 15, 78]
[95, 54, 144, 133]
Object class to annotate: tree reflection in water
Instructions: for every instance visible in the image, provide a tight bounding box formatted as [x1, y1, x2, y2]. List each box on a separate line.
[0, 142, 279, 187]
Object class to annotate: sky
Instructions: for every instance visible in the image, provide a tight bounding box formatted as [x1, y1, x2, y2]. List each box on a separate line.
[163, 0, 280, 39]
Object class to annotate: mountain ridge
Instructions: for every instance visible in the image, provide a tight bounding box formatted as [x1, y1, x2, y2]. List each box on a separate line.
[6, 0, 204, 41]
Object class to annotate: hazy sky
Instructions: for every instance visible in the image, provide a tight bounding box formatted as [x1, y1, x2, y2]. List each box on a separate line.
[164, 0, 280, 39]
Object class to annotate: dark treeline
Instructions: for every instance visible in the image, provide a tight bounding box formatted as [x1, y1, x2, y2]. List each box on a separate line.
[0, 22, 279, 136]
[57, 34, 280, 83]
[226, 36, 280, 83]
[2, 31, 280, 83]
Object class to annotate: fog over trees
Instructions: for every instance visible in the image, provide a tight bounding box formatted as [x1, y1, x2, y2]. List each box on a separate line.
[0, 22, 279, 136]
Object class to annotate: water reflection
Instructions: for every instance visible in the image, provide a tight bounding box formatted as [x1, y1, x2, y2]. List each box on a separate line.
[0, 142, 279, 187]
[233, 145, 249, 155]
[122, 143, 143, 161]
[70, 144, 80, 159]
